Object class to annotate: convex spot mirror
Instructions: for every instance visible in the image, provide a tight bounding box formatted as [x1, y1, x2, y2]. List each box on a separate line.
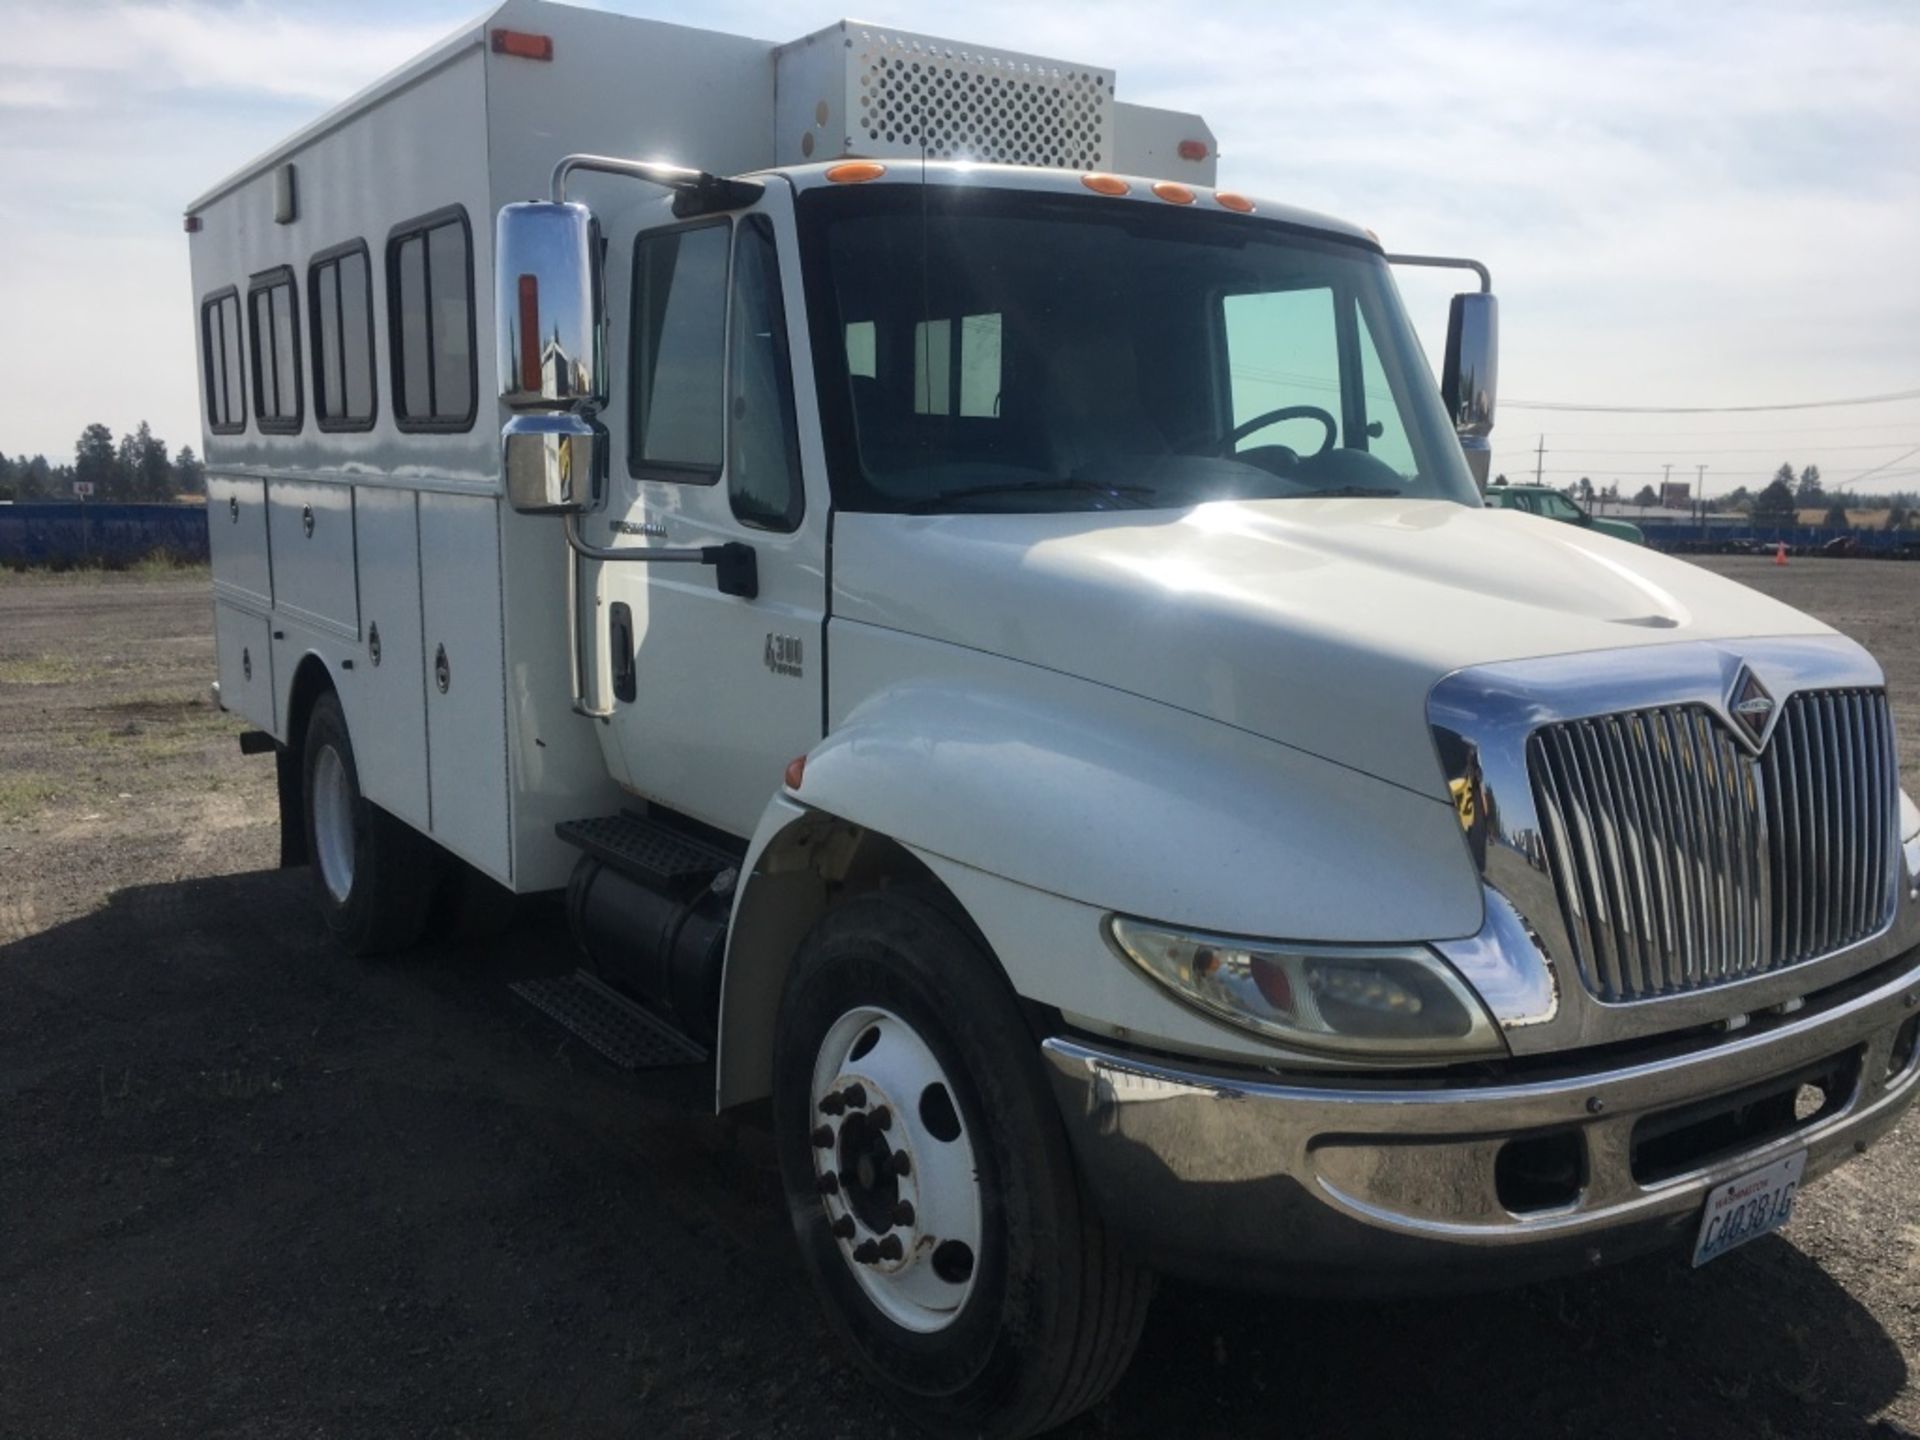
[504, 412, 601, 515]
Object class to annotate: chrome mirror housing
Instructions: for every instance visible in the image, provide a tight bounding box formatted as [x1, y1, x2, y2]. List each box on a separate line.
[495, 201, 602, 411]
[504, 412, 600, 515]
[1442, 293, 1499, 488]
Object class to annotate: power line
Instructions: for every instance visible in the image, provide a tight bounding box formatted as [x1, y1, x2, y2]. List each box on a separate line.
[1529, 419, 1920, 439]
[1543, 441, 1919, 456]
[1503, 385, 1920, 415]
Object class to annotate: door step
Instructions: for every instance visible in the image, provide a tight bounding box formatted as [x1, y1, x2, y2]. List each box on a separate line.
[555, 813, 740, 895]
[510, 969, 709, 1069]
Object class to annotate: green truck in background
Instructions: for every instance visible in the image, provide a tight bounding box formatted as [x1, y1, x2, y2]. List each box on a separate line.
[1484, 483, 1646, 544]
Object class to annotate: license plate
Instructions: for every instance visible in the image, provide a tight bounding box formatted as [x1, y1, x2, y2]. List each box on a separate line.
[1691, 1150, 1807, 1267]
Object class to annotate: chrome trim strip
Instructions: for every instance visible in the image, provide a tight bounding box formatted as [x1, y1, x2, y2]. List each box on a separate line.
[1430, 637, 1920, 1054]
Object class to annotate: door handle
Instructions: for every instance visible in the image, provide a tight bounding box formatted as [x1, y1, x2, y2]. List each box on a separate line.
[608, 602, 636, 703]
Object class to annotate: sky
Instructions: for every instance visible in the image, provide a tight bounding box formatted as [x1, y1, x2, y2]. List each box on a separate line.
[1, 0, 1916, 498]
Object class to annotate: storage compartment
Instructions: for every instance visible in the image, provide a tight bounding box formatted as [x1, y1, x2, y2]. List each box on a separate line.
[419, 492, 510, 880]
[348, 486, 430, 830]
[207, 474, 270, 607]
[267, 480, 359, 637]
[214, 601, 274, 732]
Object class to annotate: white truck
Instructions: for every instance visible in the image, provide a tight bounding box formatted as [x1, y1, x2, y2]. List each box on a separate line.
[187, 3, 1920, 1433]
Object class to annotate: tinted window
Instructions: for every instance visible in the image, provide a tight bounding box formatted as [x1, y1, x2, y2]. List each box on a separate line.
[309, 244, 376, 428]
[247, 270, 302, 432]
[727, 217, 803, 531]
[630, 223, 728, 476]
[387, 210, 475, 430]
[201, 290, 244, 433]
[800, 188, 1478, 514]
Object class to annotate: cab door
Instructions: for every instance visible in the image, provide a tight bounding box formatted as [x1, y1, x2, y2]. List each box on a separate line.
[592, 191, 827, 837]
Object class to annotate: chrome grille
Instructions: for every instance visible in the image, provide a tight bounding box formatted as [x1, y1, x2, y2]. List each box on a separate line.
[1529, 689, 1898, 1003]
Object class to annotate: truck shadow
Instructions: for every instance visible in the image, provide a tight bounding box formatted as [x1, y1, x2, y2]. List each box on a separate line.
[0, 868, 1907, 1439]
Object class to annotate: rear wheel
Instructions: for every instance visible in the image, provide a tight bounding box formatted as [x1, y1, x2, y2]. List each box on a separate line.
[773, 890, 1152, 1438]
[301, 691, 434, 956]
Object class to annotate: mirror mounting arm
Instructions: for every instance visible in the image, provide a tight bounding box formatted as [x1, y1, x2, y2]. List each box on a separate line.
[562, 515, 759, 600]
[551, 154, 764, 218]
[1382, 252, 1492, 293]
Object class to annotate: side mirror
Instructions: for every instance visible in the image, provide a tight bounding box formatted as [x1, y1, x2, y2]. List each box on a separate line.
[496, 201, 605, 514]
[1441, 293, 1499, 488]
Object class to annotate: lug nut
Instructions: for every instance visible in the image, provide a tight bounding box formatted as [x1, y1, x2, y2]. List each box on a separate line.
[852, 1239, 881, 1264]
[892, 1200, 915, 1227]
[871, 1105, 892, 1131]
[819, 1094, 845, 1116]
[817, 1172, 840, 1195]
[876, 1234, 904, 1262]
[890, 1151, 912, 1177]
[811, 1125, 834, 1149]
[841, 1083, 868, 1110]
[831, 1215, 856, 1240]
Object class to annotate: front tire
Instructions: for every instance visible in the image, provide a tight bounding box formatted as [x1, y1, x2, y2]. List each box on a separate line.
[773, 890, 1152, 1438]
[301, 691, 434, 956]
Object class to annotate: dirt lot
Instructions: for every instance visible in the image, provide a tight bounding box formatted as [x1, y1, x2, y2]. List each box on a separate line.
[2, 557, 1917, 1439]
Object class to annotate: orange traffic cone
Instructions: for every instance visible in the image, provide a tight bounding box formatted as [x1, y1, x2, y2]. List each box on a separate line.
[1774, 541, 1788, 566]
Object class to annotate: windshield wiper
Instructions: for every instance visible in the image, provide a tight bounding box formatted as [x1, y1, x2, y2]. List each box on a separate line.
[905, 479, 1155, 513]
[1297, 484, 1401, 499]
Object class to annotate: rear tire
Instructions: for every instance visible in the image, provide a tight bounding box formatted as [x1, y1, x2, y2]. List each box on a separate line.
[301, 691, 434, 956]
[773, 889, 1152, 1438]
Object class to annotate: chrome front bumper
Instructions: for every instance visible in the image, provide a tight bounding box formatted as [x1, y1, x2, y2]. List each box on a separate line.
[1043, 948, 1920, 1294]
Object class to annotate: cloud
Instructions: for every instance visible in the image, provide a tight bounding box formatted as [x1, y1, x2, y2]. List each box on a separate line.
[6, 1, 452, 107]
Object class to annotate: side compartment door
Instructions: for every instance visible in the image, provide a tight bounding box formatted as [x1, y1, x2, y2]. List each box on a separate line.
[596, 196, 826, 836]
[351, 487, 430, 830]
[419, 491, 511, 881]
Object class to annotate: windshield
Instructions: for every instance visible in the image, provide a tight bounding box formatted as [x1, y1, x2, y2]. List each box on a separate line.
[1537, 492, 1584, 521]
[797, 184, 1480, 514]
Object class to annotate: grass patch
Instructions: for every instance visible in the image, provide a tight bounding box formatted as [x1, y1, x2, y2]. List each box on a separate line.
[0, 560, 211, 585]
[0, 655, 88, 686]
[0, 772, 62, 822]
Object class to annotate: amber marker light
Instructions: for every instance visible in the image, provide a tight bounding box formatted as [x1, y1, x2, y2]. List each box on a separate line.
[826, 161, 887, 183]
[1081, 173, 1130, 196]
[489, 28, 553, 60]
[784, 755, 807, 790]
[1151, 181, 1196, 205]
[1214, 191, 1255, 214]
[1177, 139, 1210, 162]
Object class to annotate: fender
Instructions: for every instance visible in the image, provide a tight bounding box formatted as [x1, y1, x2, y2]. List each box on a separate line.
[716, 629, 1487, 1107]
[806, 629, 1483, 942]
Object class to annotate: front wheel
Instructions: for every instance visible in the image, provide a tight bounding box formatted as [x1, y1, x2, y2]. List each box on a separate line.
[773, 890, 1152, 1438]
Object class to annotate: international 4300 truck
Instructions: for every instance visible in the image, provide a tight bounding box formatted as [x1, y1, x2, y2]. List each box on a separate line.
[186, 3, 1920, 1433]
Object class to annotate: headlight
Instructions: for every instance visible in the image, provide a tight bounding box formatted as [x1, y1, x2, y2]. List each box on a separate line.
[1105, 916, 1504, 1058]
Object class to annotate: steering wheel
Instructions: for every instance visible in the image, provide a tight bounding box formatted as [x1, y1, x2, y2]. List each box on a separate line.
[1214, 405, 1337, 459]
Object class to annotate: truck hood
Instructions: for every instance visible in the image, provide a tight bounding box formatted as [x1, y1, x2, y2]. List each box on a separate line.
[830, 498, 1834, 799]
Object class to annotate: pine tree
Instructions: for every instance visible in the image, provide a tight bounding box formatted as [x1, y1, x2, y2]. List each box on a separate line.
[74, 423, 119, 498]
[1753, 477, 1797, 527]
[173, 445, 206, 496]
[131, 421, 172, 500]
[1823, 500, 1850, 530]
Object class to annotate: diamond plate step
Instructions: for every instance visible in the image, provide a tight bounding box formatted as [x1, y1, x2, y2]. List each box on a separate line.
[555, 813, 740, 893]
[510, 969, 709, 1070]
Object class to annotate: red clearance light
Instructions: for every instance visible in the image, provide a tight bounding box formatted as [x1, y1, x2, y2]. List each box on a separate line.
[183, 214, 202, 233]
[491, 28, 553, 61]
[1177, 139, 1210, 162]
[1214, 191, 1255, 214]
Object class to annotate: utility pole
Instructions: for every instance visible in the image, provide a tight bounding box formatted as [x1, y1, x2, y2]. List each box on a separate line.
[1534, 435, 1545, 486]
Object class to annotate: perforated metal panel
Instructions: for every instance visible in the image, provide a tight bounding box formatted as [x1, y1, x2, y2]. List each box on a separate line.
[777, 22, 1115, 170]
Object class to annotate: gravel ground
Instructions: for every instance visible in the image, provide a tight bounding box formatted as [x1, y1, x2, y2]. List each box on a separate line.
[0, 557, 1916, 1439]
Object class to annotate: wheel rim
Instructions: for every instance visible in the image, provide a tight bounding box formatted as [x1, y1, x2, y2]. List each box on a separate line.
[809, 1006, 983, 1334]
[310, 743, 356, 905]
